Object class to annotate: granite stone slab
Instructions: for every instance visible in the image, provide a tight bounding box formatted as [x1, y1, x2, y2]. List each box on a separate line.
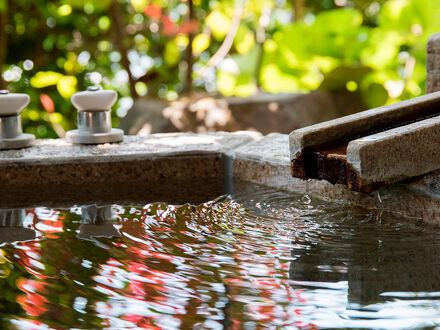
[0, 132, 260, 165]
[347, 115, 440, 186]
[0, 132, 260, 190]
[233, 133, 358, 196]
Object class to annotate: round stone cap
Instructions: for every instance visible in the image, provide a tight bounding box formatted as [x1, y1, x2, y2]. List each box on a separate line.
[0, 90, 30, 116]
[71, 87, 118, 112]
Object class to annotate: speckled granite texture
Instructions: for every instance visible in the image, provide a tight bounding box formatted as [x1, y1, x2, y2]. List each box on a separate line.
[0, 132, 259, 207]
[0, 132, 260, 164]
[0, 132, 259, 186]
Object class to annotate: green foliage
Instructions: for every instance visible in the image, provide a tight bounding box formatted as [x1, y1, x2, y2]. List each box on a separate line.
[1, 0, 439, 138]
[0, 0, 7, 12]
[219, 0, 439, 106]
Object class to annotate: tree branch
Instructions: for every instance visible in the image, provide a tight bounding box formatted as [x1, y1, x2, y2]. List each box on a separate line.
[182, 0, 194, 95]
[110, 0, 137, 98]
[293, 0, 304, 21]
[197, 0, 246, 77]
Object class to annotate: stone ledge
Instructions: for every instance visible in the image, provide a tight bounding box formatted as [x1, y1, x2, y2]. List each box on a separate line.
[0, 132, 260, 203]
[0, 132, 260, 165]
[233, 133, 290, 166]
[121, 91, 364, 136]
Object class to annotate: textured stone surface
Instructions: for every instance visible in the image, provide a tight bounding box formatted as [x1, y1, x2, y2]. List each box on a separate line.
[0, 132, 259, 165]
[426, 73, 440, 93]
[234, 133, 366, 198]
[426, 53, 440, 71]
[0, 156, 222, 186]
[0, 178, 228, 209]
[0, 132, 260, 206]
[289, 91, 440, 191]
[347, 115, 440, 185]
[426, 32, 440, 93]
[427, 32, 440, 54]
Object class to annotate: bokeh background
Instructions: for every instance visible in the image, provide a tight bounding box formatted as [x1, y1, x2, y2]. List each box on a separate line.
[0, 0, 438, 138]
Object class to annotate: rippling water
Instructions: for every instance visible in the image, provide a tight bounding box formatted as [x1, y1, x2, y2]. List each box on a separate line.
[1, 184, 440, 329]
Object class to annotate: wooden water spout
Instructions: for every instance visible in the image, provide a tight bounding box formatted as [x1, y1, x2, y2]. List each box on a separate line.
[290, 91, 440, 193]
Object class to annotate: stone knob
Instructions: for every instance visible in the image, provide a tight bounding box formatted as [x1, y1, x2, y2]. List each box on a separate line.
[71, 86, 117, 112]
[0, 90, 30, 116]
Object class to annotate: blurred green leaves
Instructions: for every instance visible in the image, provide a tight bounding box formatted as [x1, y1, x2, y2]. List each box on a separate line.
[206, 11, 230, 39]
[193, 33, 210, 55]
[30, 72, 64, 88]
[218, 46, 259, 96]
[30, 72, 77, 99]
[0, 0, 7, 12]
[3, 0, 440, 139]
[62, 0, 112, 12]
[217, 0, 439, 108]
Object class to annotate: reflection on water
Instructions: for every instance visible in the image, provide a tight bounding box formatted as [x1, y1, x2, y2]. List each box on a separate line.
[0, 185, 440, 328]
[0, 209, 36, 245]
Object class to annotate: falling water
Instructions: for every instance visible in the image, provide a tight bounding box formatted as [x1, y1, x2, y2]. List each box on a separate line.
[301, 179, 312, 205]
[376, 189, 383, 223]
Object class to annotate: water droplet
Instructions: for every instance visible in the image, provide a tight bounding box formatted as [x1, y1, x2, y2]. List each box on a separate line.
[301, 194, 311, 205]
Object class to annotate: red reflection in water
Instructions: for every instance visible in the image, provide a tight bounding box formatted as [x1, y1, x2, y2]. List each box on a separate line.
[2, 202, 316, 328]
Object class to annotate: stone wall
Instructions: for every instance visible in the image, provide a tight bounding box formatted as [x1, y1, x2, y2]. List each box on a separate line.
[120, 91, 364, 135]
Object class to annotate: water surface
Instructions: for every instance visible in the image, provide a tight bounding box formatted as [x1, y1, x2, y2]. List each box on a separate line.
[0, 184, 439, 329]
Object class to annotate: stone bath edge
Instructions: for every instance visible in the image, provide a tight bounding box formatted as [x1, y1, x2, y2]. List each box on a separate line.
[0, 131, 439, 223]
